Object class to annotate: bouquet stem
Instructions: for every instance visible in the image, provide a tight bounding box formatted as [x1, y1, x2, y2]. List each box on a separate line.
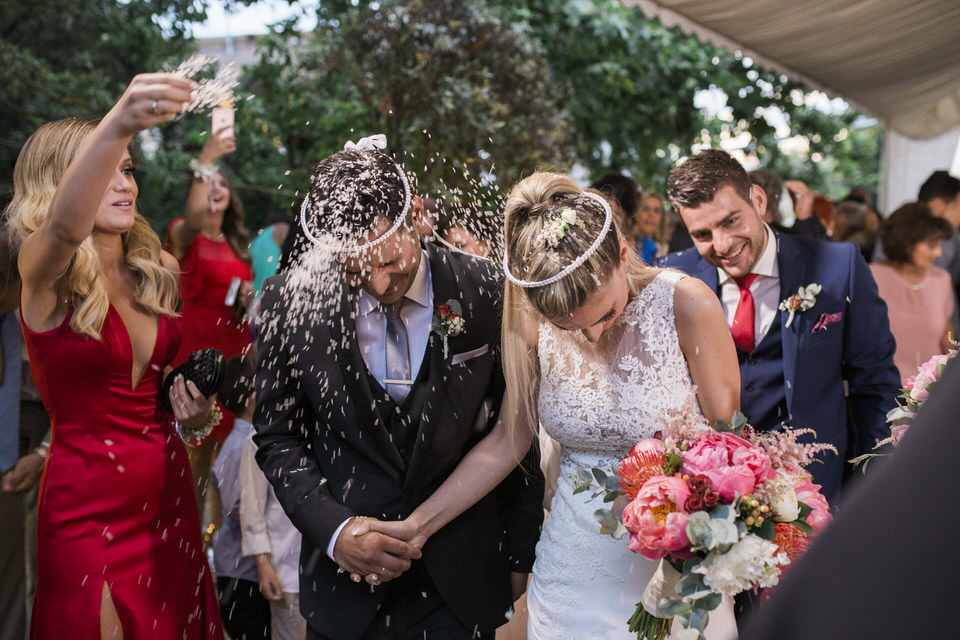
[628, 604, 671, 640]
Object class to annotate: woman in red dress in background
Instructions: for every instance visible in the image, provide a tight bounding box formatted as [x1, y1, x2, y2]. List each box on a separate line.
[5, 75, 222, 638]
[166, 128, 254, 524]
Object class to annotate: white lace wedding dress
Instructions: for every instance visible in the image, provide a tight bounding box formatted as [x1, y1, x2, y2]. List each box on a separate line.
[527, 270, 737, 640]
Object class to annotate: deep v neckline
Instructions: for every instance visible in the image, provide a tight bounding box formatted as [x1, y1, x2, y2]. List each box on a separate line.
[107, 303, 161, 391]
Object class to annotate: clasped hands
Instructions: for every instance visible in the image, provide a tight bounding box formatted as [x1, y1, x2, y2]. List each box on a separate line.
[331, 516, 427, 586]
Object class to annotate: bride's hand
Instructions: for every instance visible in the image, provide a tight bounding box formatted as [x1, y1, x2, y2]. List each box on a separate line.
[352, 516, 429, 549]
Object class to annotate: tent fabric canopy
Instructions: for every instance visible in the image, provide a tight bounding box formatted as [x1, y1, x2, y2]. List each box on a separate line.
[625, 0, 960, 140]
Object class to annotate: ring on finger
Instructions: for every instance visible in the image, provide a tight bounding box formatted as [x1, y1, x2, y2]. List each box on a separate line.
[150, 99, 159, 115]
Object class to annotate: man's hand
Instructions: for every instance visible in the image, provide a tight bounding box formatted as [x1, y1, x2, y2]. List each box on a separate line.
[332, 517, 422, 586]
[784, 180, 815, 221]
[254, 554, 284, 601]
[1, 451, 44, 494]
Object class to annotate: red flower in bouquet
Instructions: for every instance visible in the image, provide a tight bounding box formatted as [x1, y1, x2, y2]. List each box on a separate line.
[681, 432, 774, 502]
[622, 476, 692, 560]
[618, 438, 667, 500]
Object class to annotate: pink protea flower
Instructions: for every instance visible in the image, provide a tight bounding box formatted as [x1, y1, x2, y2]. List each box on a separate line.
[622, 476, 691, 560]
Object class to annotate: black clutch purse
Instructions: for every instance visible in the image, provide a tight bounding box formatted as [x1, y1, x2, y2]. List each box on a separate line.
[159, 348, 226, 414]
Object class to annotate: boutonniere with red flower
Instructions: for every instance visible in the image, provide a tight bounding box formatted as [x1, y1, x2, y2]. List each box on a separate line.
[432, 299, 466, 358]
[778, 283, 822, 328]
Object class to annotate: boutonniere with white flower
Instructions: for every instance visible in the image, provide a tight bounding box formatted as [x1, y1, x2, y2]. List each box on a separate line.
[432, 299, 466, 358]
[779, 283, 822, 328]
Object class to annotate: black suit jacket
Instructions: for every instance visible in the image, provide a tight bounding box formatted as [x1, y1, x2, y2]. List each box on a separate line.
[253, 243, 543, 639]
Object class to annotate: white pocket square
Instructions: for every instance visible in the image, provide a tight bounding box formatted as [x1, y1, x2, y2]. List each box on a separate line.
[451, 344, 489, 365]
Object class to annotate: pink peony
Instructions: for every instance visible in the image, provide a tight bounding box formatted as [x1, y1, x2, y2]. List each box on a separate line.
[794, 478, 831, 532]
[622, 475, 691, 560]
[682, 432, 774, 501]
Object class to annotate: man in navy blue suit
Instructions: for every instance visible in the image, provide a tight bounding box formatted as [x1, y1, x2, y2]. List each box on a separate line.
[657, 150, 899, 507]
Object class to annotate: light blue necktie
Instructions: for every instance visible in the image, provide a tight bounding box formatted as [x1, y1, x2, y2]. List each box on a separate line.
[383, 300, 411, 404]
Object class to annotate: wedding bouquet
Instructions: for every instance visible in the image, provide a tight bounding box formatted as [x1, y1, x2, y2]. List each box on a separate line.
[575, 402, 833, 640]
[852, 347, 958, 468]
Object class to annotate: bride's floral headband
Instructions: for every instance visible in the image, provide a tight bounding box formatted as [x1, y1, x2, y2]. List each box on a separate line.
[504, 191, 613, 289]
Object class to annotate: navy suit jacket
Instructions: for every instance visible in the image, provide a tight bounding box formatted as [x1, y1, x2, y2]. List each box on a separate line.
[657, 232, 900, 504]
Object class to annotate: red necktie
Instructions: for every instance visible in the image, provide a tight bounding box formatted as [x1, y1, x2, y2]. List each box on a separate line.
[731, 274, 758, 352]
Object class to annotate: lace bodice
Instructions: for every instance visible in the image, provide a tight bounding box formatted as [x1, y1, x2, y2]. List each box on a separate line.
[537, 269, 695, 467]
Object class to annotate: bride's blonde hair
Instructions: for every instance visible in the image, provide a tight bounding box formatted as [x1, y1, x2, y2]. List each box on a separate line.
[4, 117, 179, 339]
[502, 171, 659, 433]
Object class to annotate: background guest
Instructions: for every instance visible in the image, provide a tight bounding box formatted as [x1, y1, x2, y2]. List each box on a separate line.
[749, 169, 827, 239]
[165, 127, 255, 530]
[870, 203, 954, 383]
[238, 350, 305, 640]
[636, 190, 672, 258]
[429, 198, 492, 258]
[592, 172, 656, 261]
[919, 170, 960, 336]
[249, 209, 292, 295]
[211, 354, 272, 640]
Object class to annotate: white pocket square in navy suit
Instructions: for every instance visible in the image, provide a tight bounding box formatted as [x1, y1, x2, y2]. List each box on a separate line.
[451, 344, 489, 365]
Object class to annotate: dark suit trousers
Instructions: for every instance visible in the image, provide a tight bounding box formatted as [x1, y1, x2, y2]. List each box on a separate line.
[306, 563, 493, 640]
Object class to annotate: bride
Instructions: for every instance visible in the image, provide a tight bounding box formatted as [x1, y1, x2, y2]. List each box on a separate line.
[364, 171, 740, 639]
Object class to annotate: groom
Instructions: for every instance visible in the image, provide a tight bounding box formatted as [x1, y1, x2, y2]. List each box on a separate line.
[253, 145, 542, 640]
[657, 150, 900, 506]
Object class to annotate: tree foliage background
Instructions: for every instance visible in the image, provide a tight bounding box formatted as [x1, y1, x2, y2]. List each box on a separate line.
[1, 0, 883, 237]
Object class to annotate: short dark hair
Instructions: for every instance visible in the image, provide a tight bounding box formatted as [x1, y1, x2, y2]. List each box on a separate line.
[881, 202, 952, 265]
[668, 150, 753, 211]
[304, 149, 412, 240]
[219, 353, 255, 415]
[918, 171, 960, 203]
[749, 169, 783, 216]
[591, 173, 639, 217]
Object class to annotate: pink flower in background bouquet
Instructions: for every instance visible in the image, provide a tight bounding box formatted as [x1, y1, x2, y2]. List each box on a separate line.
[575, 399, 835, 640]
[853, 348, 957, 469]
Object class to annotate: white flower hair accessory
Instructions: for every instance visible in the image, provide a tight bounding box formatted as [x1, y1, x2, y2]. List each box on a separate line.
[537, 207, 580, 249]
[504, 191, 613, 289]
[779, 283, 822, 327]
[298, 133, 411, 255]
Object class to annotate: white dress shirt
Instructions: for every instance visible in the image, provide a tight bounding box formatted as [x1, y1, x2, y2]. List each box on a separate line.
[718, 225, 780, 346]
[239, 432, 302, 594]
[326, 251, 433, 561]
[355, 251, 433, 387]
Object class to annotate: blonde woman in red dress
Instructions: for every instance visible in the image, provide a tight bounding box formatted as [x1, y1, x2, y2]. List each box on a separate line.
[6, 74, 222, 639]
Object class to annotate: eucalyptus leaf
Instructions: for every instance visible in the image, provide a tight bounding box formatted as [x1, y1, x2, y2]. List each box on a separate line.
[700, 592, 722, 611]
[731, 412, 747, 429]
[658, 597, 693, 617]
[687, 607, 710, 632]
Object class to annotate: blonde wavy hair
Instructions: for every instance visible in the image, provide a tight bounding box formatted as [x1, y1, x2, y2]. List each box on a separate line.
[4, 117, 179, 339]
[502, 171, 659, 435]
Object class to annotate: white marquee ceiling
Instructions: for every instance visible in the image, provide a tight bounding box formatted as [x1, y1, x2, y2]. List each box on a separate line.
[624, 0, 960, 139]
